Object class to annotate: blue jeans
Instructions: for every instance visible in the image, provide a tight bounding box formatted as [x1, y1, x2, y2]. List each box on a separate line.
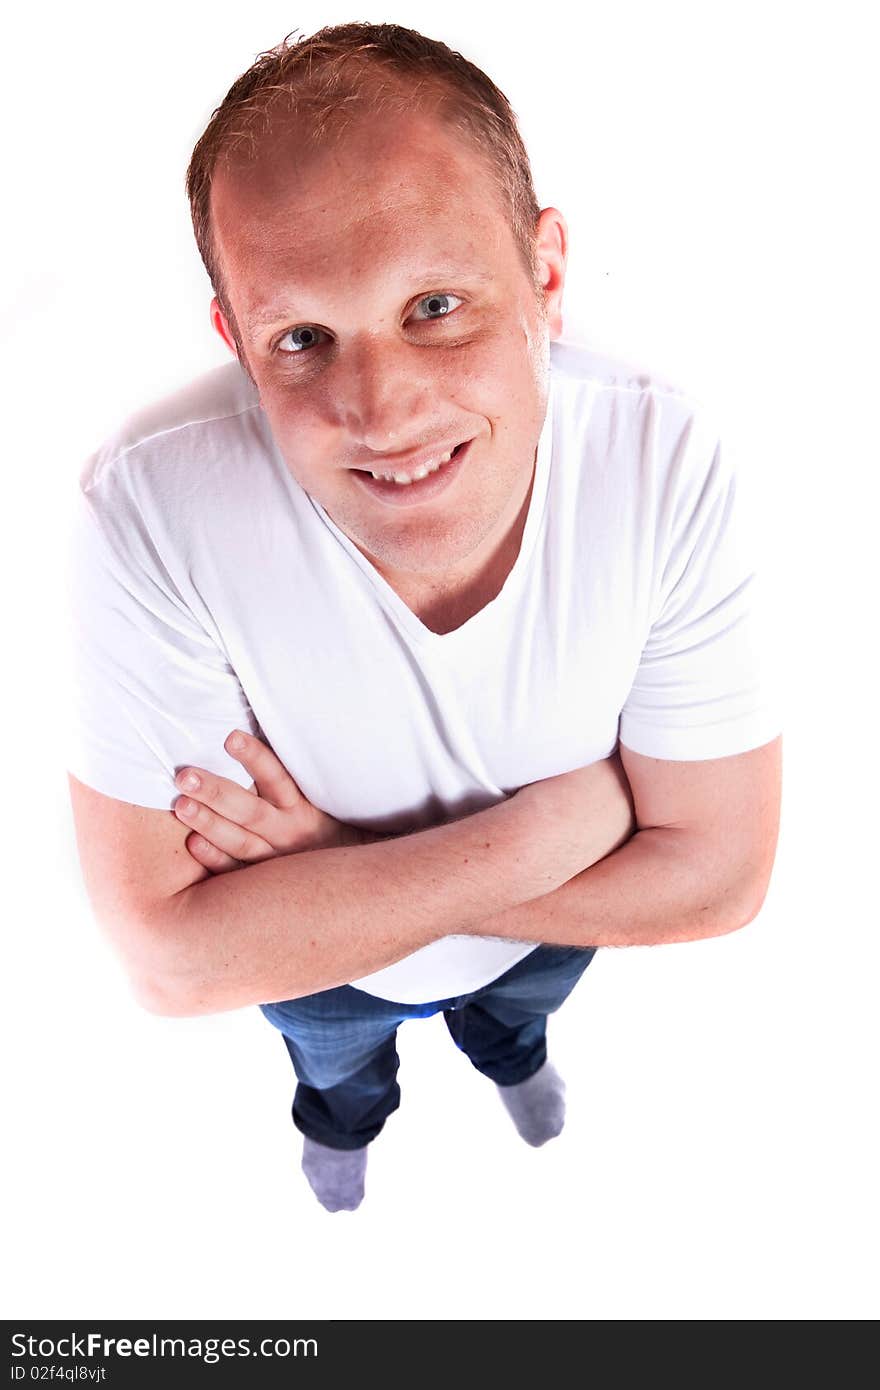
[259, 943, 596, 1150]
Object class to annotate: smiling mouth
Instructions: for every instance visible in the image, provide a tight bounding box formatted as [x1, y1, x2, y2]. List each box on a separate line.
[350, 438, 473, 506]
[355, 440, 468, 486]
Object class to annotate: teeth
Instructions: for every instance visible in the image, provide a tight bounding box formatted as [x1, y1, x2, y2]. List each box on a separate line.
[369, 446, 457, 485]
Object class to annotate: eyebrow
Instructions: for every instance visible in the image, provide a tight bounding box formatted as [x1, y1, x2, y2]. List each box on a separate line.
[245, 269, 493, 335]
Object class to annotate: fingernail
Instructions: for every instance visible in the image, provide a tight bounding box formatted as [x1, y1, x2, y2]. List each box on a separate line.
[176, 798, 196, 816]
[177, 771, 200, 791]
[227, 732, 245, 751]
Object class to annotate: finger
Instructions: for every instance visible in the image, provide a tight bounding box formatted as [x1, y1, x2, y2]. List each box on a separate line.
[174, 763, 285, 840]
[173, 794, 277, 862]
[224, 730, 306, 810]
[185, 831, 241, 875]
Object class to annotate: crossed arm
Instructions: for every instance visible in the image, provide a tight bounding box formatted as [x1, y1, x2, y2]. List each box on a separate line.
[68, 730, 782, 1017]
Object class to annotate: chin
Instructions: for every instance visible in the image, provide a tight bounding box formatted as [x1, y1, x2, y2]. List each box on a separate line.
[367, 515, 494, 576]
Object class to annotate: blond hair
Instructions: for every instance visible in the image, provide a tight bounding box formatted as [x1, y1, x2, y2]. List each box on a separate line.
[185, 21, 544, 351]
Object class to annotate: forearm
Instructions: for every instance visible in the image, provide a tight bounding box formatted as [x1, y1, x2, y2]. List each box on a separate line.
[471, 825, 760, 948]
[143, 765, 628, 1015]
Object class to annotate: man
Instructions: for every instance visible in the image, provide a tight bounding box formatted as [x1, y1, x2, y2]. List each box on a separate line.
[66, 22, 782, 1213]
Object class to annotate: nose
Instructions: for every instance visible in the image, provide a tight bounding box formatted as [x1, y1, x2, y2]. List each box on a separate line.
[334, 334, 435, 452]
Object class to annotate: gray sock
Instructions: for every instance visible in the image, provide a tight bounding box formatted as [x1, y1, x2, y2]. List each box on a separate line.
[495, 1059, 566, 1147]
[301, 1137, 368, 1212]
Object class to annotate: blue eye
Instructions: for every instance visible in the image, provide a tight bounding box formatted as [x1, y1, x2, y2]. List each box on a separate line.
[411, 292, 463, 320]
[275, 292, 463, 355]
[277, 325, 326, 355]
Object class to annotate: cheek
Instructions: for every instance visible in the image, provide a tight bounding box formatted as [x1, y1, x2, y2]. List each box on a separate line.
[256, 395, 330, 486]
[259, 379, 320, 437]
[447, 336, 534, 413]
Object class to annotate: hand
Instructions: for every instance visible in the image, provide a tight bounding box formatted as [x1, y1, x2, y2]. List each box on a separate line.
[173, 729, 364, 874]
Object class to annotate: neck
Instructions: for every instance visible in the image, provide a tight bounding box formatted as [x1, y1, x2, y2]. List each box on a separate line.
[377, 464, 536, 635]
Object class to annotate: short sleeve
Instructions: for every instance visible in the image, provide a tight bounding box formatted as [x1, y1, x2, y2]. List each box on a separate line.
[64, 480, 259, 810]
[619, 415, 783, 760]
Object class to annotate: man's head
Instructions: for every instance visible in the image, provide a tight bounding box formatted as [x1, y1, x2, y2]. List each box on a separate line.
[185, 23, 567, 588]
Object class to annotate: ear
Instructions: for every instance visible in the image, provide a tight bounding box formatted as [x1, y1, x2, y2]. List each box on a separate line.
[210, 297, 239, 359]
[534, 208, 568, 340]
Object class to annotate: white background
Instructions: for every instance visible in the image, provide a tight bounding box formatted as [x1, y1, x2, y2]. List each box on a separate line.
[2, 0, 877, 1321]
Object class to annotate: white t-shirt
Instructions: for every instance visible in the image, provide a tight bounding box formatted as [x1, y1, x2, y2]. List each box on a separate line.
[65, 339, 782, 1004]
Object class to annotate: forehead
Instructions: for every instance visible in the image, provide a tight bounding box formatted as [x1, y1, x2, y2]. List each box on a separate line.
[210, 110, 516, 320]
